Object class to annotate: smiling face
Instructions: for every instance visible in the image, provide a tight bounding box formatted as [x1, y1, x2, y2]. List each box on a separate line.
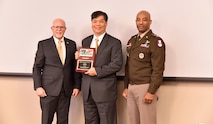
[136, 11, 152, 34]
[91, 15, 107, 37]
[51, 18, 66, 40]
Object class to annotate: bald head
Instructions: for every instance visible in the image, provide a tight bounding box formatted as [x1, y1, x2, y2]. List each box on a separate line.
[137, 10, 151, 20]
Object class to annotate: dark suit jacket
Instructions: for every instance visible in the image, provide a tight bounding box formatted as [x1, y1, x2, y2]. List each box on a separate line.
[81, 33, 123, 102]
[33, 36, 81, 96]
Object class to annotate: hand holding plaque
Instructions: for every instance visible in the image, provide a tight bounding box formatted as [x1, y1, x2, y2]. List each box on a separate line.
[76, 48, 95, 72]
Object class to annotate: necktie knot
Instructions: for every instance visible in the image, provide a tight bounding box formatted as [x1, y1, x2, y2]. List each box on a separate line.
[58, 40, 62, 44]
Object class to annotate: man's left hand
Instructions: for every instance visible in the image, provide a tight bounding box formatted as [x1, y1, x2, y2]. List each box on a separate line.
[72, 88, 80, 97]
[85, 67, 97, 76]
[143, 92, 154, 104]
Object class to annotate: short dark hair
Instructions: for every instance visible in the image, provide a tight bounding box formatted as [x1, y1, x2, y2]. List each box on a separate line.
[91, 11, 108, 21]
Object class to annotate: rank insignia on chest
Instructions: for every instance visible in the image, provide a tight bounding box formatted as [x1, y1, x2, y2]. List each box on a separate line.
[140, 40, 150, 48]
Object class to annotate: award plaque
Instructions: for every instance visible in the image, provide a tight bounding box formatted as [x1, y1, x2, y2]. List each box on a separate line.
[76, 48, 95, 72]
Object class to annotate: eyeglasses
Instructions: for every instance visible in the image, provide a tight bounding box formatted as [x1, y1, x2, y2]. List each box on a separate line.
[52, 26, 66, 29]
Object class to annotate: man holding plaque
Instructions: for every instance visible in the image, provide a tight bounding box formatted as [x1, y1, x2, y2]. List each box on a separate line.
[78, 11, 123, 124]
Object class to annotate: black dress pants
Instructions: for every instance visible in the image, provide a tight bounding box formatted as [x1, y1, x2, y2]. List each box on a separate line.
[83, 89, 117, 124]
[40, 88, 71, 124]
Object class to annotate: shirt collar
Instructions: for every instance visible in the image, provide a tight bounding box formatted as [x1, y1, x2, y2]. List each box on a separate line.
[138, 29, 150, 39]
[93, 32, 106, 41]
[53, 36, 64, 43]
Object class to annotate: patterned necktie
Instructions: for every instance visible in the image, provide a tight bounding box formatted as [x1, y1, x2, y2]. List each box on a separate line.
[95, 38, 99, 53]
[57, 40, 64, 64]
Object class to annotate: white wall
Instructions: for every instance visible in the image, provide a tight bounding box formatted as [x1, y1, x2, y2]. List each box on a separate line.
[1, 0, 213, 78]
[0, 76, 213, 124]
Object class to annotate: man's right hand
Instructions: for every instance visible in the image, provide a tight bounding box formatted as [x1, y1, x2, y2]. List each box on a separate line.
[122, 88, 128, 99]
[36, 87, 47, 97]
[75, 51, 79, 60]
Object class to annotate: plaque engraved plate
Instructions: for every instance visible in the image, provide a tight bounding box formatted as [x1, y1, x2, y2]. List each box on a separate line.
[76, 48, 95, 72]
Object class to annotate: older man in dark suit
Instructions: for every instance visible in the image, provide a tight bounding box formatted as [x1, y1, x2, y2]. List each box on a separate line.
[33, 18, 81, 124]
[79, 11, 123, 124]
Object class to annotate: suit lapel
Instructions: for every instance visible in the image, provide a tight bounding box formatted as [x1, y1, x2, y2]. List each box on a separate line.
[96, 34, 108, 56]
[64, 38, 70, 65]
[84, 36, 93, 48]
[50, 37, 60, 60]
[50, 37, 64, 66]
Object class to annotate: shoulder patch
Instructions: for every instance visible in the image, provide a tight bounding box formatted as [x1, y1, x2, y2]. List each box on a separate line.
[157, 39, 163, 47]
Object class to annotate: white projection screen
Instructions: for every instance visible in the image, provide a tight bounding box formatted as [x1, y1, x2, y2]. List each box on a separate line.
[0, 0, 213, 78]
